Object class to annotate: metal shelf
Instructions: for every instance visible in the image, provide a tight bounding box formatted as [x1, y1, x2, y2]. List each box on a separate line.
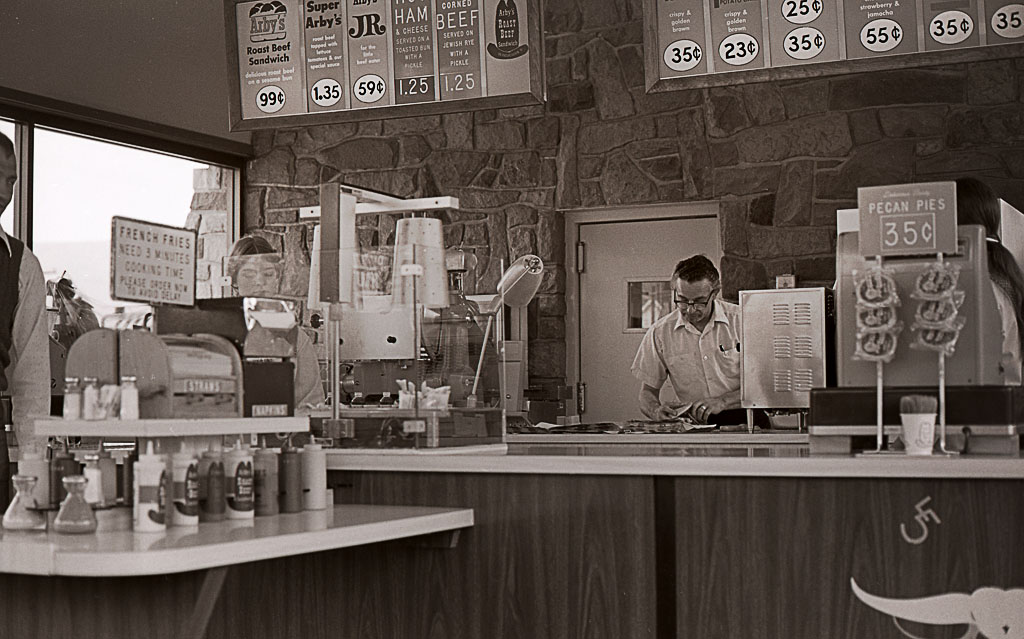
[33, 416, 309, 438]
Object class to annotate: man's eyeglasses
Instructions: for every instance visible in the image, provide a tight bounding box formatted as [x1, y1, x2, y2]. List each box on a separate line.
[673, 289, 718, 310]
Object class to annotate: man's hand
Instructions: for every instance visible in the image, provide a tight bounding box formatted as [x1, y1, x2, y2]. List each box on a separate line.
[689, 397, 726, 424]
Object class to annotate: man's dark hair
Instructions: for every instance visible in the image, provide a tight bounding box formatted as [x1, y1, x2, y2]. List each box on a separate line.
[0, 132, 14, 159]
[672, 255, 720, 285]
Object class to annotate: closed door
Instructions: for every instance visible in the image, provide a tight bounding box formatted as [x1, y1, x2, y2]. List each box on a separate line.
[578, 215, 721, 423]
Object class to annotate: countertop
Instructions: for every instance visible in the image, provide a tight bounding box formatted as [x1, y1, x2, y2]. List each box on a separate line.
[326, 449, 1024, 478]
[0, 504, 474, 577]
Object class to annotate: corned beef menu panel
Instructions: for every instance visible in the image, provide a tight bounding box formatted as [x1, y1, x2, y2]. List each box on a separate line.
[224, 0, 543, 129]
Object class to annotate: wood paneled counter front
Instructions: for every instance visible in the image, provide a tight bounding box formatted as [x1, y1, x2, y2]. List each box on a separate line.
[326, 449, 1024, 639]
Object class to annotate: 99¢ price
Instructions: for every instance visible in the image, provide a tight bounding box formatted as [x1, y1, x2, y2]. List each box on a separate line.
[784, 26, 826, 59]
[718, 33, 759, 66]
[664, 39, 703, 72]
[353, 74, 386, 104]
[992, 3, 1024, 38]
[930, 10, 974, 44]
[860, 18, 903, 52]
[256, 85, 286, 113]
[881, 214, 936, 251]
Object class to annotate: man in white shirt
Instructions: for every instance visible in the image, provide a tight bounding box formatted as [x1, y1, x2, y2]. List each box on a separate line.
[0, 132, 50, 504]
[631, 255, 744, 425]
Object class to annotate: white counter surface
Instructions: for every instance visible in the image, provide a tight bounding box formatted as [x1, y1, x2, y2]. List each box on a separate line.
[0, 504, 474, 577]
[326, 450, 1024, 478]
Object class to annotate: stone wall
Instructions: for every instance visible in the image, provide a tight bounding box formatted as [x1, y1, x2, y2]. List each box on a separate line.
[243, 0, 1024, 387]
[187, 166, 231, 299]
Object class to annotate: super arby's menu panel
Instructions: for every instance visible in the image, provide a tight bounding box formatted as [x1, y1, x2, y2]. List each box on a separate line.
[229, 0, 539, 127]
[651, 0, 1023, 80]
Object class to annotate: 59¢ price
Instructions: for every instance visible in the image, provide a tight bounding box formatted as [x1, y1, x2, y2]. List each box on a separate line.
[930, 10, 974, 44]
[882, 214, 936, 251]
[256, 85, 286, 114]
[353, 74, 386, 104]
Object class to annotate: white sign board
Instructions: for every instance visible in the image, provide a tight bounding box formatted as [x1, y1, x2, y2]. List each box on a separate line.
[110, 216, 197, 306]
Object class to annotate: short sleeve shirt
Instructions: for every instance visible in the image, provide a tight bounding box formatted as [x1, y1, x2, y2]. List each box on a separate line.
[630, 300, 742, 403]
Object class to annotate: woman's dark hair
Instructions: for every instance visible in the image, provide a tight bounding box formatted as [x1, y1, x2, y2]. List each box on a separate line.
[227, 235, 282, 282]
[0, 132, 14, 159]
[672, 254, 720, 286]
[956, 177, 1024, 351]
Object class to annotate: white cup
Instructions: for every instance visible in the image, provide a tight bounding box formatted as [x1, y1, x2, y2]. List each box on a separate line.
[900, 413, 937, 455]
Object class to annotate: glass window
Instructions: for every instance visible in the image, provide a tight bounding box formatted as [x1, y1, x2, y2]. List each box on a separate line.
[31, 128, 234, 339]
[627, 280, 672, 330]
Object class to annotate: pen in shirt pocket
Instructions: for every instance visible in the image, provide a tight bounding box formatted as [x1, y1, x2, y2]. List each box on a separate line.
[719, 343, 740, 352]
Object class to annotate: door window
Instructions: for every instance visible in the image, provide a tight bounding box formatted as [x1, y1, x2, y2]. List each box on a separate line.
[626, 280, 672, 330]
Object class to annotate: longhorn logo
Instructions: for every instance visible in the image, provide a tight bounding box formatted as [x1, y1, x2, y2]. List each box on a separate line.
[851, 578, 1024, 639]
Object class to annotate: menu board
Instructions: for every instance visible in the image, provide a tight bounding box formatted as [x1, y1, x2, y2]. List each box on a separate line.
[110, 217, 197, 307]
[647, 0, 1024, 85]
[225, 0, 542, 129]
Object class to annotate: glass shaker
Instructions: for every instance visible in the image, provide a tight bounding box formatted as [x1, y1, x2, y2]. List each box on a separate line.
[2, 475, 47, 531]
[81, 378, 101, 420]
[53, 475, 98, 534]
[63, 377, 82, 420]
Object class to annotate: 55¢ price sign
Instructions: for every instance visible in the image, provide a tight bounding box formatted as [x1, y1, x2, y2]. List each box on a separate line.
[857, 182, 958, 257]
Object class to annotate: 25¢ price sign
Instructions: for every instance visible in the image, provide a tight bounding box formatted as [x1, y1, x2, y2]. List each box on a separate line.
[858, 182, 958, 257]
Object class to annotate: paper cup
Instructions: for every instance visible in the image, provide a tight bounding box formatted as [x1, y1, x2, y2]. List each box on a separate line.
[900, 413, 937, 455]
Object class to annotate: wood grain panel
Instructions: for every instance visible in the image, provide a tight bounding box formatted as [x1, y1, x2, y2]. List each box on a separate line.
[674, 477, 1024, 639]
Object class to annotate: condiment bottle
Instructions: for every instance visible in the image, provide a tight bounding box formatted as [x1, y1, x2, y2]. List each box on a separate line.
[133, 441, 166, 532]
[120, 375, 139, 420]
[170, 445, 199, 527]
[349, 391, 365, 406]
[82, 454, 104, 506]
[62, 377, 82, 420]
[121, 446, 138, 505]
[278, 444, 302, 513]
[3, 475, 47, 531]
[18, 444, 50, 510]
[301, 442, 327, 511]
[198, 446, 226, 522]
[81, 378, 101, 420]
[253, 448, 279, 517]
[378, 391, 395, 406]
[224, 441, 254, 520]
[96, 447, 117, 506]
[53, 475, 97, 534]
[49, 446, 79, 506]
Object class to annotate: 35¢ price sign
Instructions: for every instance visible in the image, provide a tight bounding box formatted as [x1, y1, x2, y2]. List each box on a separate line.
[857, 182, 958, 257]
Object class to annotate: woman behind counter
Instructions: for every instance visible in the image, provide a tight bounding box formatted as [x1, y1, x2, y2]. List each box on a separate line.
[227, 235, 326, 412]
[956, 177, 1024, 385]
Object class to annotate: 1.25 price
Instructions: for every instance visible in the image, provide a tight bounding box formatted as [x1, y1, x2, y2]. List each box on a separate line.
[256, 86, 286, 114]
[354, 74, 386, 104]
[441, 72, 476, 93]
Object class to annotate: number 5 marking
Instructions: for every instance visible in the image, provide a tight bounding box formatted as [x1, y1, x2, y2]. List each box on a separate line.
[900, 496, 941, 545]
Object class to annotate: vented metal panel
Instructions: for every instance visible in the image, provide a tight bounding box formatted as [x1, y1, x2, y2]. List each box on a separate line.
[740, 288, 827, 409]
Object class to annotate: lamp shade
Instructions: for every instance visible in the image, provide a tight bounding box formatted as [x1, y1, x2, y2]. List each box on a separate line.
[391, 217, 449, 307]
[498, 255, 544, 308]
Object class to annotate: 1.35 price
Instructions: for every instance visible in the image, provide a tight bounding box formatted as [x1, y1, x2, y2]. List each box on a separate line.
[310, 78, 342, 108]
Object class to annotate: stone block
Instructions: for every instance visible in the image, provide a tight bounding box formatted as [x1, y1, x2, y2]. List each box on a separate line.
[707, 87, 751, 137]
[538, 317, 566, 340]
[774, 160, 814, 226]
[635, 88, 703, 116]
[713, 164, 781, 197]
[709, 141, 739, 167]
[720, 256, 767, 300]
[878, 106, 947, 137]
[916, 150, 1003, 177]
[657, 183, 685, 201]
[244, 188, 264, 232]
[542, 157, 558, 187]
[719, 198, 750, 257]
[292, 123, 359, 156]
[600, 151, 658, 203]
[251, 131, 274, 157]
[497, 152, 543, 187]
[453, 188, 520, 209]
[947, 105, 1024, 148]
[343, 169, 418, 198]
[267, 187, 319, 209]
[537, 293, 567, 317]
[587, 39, 636, 119]
[444, 223, 465, 247]
[357, 120, 384, 136]
[627, 139, 679, 159]
[811, 201, 853, 227]
[382, 115, 442, 136]
[193, 166, 223, 191]
[968, 59, 1017, 105]
[581, 0, 631, 29]
[794, 256, 836, 283]
[579, 156, 603, 180]
[198, 211, 228, 234]
[781, 79, 829, 119]
[509, 227, 538, 258]
[539, 265, 566, 294]
[443, 111, 475, 150]
[848, 110, 882, 145]
[195, 263, 211, 282]
[537, 210, 565, 264]
[764, 258, 796, 279]
[527, 117, 561, 149]
[507, 204, 539, 227]
[294, 158, 321, 186]
[548, 81, 597, 113]
[830, 69, 966, 110]
[580, 180, 605, 207]
[266, 209, 298, 225]
[655, 114, 678, 137]
[733, 113, 852, 163]
[749, 194, 775, 226]
[317, 138, 397, 171]
[579, 117, 656, 155]
[195, 282, 213, 299]
[190, 191, 227, 211]
[740, 83, 786, 125]
[529, 339, 566, 378]
[545, 2, 583, 33]
[426, 150, 489, 189]
[497, 105, 546, 120]
[399, 136, 432, 165]
[915, 139, 944, 157]
[248, 147, 295, 184]
[465, 221, 489, 247]
[815, 140, 915, 200]
[185, 211, 202, 231]
[747, 225, 834, 258]
[475, 121, 526, 150]
[638, 155, 682, 182]
[547, 57, 572, 86]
